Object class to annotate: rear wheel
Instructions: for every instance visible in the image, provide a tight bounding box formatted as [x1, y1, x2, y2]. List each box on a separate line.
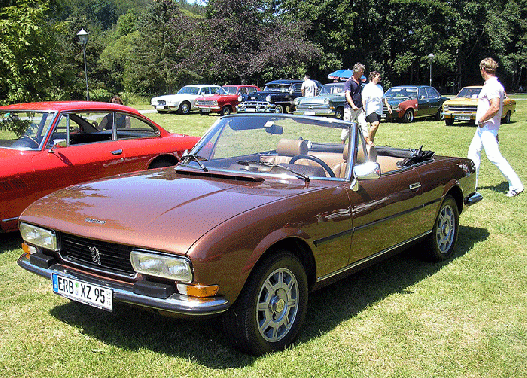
[222, 251, 308, 355]
[426, 195, 459, 261]
[403, 109, 414, 123]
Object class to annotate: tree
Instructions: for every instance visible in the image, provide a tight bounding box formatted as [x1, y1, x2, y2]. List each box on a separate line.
[0, 0, 59, 103]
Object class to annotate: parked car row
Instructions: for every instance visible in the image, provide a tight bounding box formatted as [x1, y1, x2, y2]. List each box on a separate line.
[152, 82, 517, 126]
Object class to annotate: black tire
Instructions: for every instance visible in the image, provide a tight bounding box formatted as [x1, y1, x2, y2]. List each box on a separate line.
[426, 195, 459, 261]
[274, 105, 284, 113]
[403, 109, 414, 123]
[444, 117, 454, 126]
[434, 109, 442, 121]
[179, 101, 191, 115]
[335, 107, 344, 120]
[222, 251, 308, 355]
[221, 106, 232, 116]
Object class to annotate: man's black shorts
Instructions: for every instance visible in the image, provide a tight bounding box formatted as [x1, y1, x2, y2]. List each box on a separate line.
[365, 112, 381, 123]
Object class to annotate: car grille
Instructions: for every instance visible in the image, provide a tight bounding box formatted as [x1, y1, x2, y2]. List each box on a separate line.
[446, 105, 477, 112]
[58, 233, 135, 277]
[196, 100, 214, 106]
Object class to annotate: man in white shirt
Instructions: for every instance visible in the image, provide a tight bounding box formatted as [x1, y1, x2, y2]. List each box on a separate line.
[467, 57, 523, 197]
[301, 75, 318, 97]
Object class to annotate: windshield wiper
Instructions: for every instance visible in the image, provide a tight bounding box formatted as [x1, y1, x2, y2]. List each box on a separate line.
[237, 160, 310, 182]
[180, 154, 208, 172]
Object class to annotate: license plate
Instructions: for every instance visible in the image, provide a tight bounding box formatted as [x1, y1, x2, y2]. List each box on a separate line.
[200, 108, 210, 113]
[245, 108, 256, 112]
[305, 111, 316, 116]
[457, 115, 470, 121]
[52, 273, 113, 311]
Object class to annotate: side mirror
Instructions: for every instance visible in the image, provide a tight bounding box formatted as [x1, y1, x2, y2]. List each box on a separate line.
[350, 161, 381, 191]
[53, 139, 67, 148]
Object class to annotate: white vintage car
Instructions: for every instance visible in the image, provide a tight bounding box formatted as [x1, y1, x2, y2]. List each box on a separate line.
[151, 85, 221, 114]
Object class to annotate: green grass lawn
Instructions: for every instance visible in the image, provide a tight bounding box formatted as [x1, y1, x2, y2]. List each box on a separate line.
[1, 100, 526, 377]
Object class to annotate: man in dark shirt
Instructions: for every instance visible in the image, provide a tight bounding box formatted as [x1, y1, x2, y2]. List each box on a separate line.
[341, 63, 367, 143]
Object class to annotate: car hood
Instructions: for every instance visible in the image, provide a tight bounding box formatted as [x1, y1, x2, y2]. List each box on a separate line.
[443, 97, 477, 106]
[297, 94, 343, 105]
[153, 94, 194, 101]
[20, 168, 307, 254]
[386, 97, 412, 106]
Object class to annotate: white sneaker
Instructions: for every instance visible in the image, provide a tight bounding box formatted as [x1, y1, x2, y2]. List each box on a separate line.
[506, 188, 524, 197]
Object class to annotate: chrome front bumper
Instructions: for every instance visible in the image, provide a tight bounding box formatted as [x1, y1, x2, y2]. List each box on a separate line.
[18, 253, 230, 316]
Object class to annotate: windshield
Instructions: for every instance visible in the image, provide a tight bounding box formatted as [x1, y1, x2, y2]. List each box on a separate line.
[177, 86, 201, 95]
[385, 87, 418, 99]
[264, 84, 290, 92]
[456, 87, 481, 99]
[180, 114, 352, 180]
[320, 84, 345, 95]
[0, 110, 57, 150]
[222, 87, 238, 95]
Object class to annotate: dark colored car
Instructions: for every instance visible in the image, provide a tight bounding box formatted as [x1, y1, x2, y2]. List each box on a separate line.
[384, 85, 448, 123]
[18, 114, 481, 355]
[0, 101, 199, 233]
[294, 82, 347, 119]
[237, 79, 321, 113]
[195, 85, 260, 115]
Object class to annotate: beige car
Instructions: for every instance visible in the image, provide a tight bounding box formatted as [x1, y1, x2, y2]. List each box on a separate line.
[441, 86, 516, 125]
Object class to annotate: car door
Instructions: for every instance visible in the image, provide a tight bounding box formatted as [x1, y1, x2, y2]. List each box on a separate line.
[426, 87, 442, 115]
[114, 114, 166, 172]
[347, 140, 425, 263]
[417, 87, 431, 116]
[31, 111, 127, 193]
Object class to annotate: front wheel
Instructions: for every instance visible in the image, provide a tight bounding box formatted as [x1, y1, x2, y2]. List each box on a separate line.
[444, 117, 454, 126]
[179, 101, 191, 115]
[274, 105, 284, 113]
[426, 195, 459, 261]
[221, 106, 232, 116]
[222, 251, 308, 355]
[502, 110, 511, 124]
[335, 107, 344, 120]
[403, 109, 414, 123]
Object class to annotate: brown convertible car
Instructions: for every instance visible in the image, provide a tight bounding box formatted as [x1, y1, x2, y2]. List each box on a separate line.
[18, 114, 481, 355]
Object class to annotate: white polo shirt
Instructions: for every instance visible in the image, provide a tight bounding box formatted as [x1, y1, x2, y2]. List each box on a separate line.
[476, 76, 504, 132]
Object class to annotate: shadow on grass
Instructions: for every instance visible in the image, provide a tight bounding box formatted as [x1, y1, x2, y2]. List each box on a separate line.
[48, 225, 488, 368]
[479, 181, 508, 194]
[0, 232, 22, 253]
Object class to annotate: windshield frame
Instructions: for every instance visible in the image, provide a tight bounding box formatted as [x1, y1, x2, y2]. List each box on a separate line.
[0, 110, 58, 150]
[179, 114, 355, 181]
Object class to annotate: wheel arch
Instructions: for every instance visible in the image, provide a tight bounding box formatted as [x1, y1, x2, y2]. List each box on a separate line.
[148, 154, 179, 169]
[444, 184, 464, 214]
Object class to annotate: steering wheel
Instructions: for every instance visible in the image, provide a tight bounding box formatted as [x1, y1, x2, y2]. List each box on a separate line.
[289, 154, 335, 177]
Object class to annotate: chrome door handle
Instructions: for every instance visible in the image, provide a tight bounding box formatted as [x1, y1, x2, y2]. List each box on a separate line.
[111, 149, 123, 155]
[409, 182, 421, 191]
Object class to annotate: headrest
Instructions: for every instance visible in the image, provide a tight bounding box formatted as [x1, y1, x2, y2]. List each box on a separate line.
[276, 139, 308, 156]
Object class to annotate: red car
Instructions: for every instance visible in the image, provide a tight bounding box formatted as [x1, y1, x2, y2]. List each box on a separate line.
[195, 85, 260, 115]
[0, 101, 199, 232]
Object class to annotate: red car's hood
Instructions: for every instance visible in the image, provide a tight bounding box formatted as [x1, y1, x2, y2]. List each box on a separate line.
[20, 168, 306, 254]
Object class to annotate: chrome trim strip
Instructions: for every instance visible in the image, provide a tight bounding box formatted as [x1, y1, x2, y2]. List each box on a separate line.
[314, 198, 439, 246]
[316, 230, 432, 283]
[1, 216, 18, 224]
